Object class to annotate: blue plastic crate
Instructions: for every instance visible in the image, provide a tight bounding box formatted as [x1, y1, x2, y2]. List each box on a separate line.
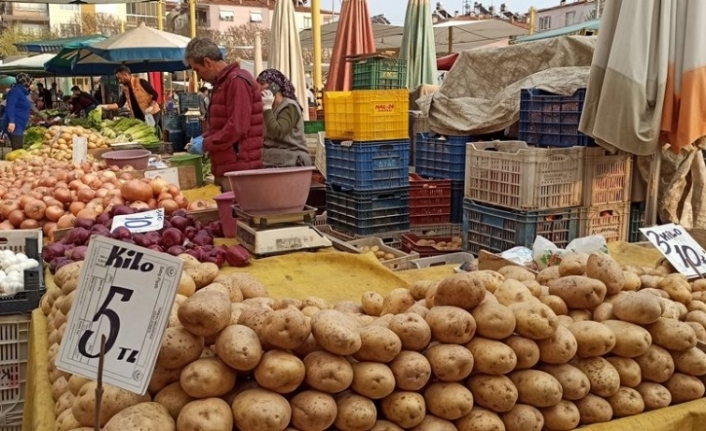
[326, 187, 410, 236]
[178, 93, 200, 111]
[325, 139, 410, 191]
[164, 113, 180, 130]
[518, 88, 596, 147]
[451, 181, 464, 223]
[166, 129, 187, 152]
[415, 133, 474, 180]
[462, 199, 580, 255]
[181, 115, 202, 138]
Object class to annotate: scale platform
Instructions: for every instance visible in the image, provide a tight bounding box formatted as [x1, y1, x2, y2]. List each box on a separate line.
[236, 221, 332, 256]
[232, 205, 317, 229]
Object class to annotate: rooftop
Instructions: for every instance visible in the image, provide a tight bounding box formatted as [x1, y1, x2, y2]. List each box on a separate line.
[198, 0, 336, 14]
[536, 0, 594, 13]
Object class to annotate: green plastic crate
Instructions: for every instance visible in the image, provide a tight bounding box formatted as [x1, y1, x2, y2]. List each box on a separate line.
[170, 154, 203, 187]
[304, 121, 325, 134]
[352, 58, 407, 90]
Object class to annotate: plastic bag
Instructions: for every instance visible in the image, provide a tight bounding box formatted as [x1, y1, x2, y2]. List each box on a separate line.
[144, 113, 155, 127]
[188, 135, 204, 155]
[532, 235, 609, 269]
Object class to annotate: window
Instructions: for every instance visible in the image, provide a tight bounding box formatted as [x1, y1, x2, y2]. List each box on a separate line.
[565, 11, 576, 26]
[249, 11, 262, 23]
[13, 2, 48, 14]
[219, 9, 234, 21]
[60, 4, 79, 11]
[539, 16, 551, 30]
[303, 16, 311, 28]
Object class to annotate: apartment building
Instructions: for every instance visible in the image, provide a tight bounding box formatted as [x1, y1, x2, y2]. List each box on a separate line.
[0, 2, 50, 34]
[535, 0, 602, 32]
[205, 0, 337, 33]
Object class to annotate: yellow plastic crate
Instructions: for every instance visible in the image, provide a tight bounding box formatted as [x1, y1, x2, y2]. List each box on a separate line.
[324, 90, 409, 141]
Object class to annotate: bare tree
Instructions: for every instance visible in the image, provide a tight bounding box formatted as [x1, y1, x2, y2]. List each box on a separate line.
[0, 24, 56, 59]
[57, 13, 124, 37]
[301, 48, 332, 65]
[218, 24, 271, 63]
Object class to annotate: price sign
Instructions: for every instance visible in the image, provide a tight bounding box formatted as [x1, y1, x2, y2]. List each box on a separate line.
[640, 223, 706, 278]
[144, 168, 179, 187]
[111, 208, 165, 234]
[56, 236, 183, 395]
[72, 136, 88, 164]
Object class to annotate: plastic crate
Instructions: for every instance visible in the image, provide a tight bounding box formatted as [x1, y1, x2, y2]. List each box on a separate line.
[629, 202, 646, 243]
[348, 237, 419, 271]
[411, 223, 462, 237]
[0, 233, 44, 316]
[324, 90, 409, 141]
[409, 174, 452, 225]
[352, 57, 407, 90]
[166, 129, 187, 152]
[583, 147, 633, 206]
[326, 187, 410, 237]
[304, 120, 325, 134]
[323, 225, 406, 249]
[181, 115, 202, 138]
[0, 314, 29, 428]
[325, 139, 410, 191]
[164, 113, 180, 130]
[579, 202, 630, 243]
[415, 133, 472, 181]
[465, 141, 585, 210]
[401, 233, 463, 258]
[518, 88, 596, 147]
[451, 181, 463, 223]
[178, 93, 200, 111]
[462, 200, 580, 255]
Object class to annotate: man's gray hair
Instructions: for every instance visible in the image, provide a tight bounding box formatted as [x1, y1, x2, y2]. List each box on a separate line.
[184, 37, 223, 65]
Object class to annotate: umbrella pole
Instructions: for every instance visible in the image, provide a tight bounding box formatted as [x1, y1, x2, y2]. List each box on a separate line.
[645, 150, 661, 226]
[448, 27, 453, 55]
[189, 0, 198, 91]
[311, 0, 323, 102]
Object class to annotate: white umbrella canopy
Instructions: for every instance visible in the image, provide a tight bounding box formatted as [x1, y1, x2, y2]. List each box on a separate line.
[85, 23, 193, 62]
[268, 0, 309, 120]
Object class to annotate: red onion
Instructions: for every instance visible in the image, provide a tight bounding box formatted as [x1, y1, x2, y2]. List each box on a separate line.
[69, 246, 88, 261]
[208, 220, 224, 237]
[161, 228, 184, 249]
[148, 244, 164, 252]
[64, 227, 91, 246]
[111, 226, 132, 240]
[42, 243, 66, 262]
[112, 205, 134, 216]
[192, 231, 214, 246]
[95, 212, 111, 225]
[225, 245, 251, 267]
[184, 226, 198, 241]
[74, 218, 95, 230]
[170, 216, 189, 231]
[167, 245, 186, 256]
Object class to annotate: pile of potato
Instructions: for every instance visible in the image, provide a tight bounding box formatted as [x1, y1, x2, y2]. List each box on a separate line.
[414, 236, 463, 251]
[357, 244, 398, 263]
[41, 251, 706, 431]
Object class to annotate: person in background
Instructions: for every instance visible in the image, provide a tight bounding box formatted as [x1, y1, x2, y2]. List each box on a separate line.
[1, 73, 33, 151]
[198, 86, 209, 118]
[256, 69, 311, 168]
[69, 86, 100, 116]
[50, 82, 59, 104]
[36, 83, 52, 109]
[184, 37, 263, 191]
[100, 65, 160, 123]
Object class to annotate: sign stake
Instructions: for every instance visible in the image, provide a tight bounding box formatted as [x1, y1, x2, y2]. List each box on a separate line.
[95, 334, 107, 431]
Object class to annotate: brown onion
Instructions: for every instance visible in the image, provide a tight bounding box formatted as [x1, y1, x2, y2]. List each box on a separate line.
[150, 178, 169, 196]
[76, 208, 98, 220]
[121, 180, 153, 203]
[77, 188, 96, 203]
[167, 185, 180, 196]
[69, 201, 86, 216]
[20, 219, 38, 229]
[159, 199, 178, 215]
[25, 199, 47, 220]
[129, 201, 150, 210]
[7, 210, 24, 227]
[53, 188, 72, 204]
[19, 195, 34, 209]
[188, 200, 208, 211]
[174, 195, 188, 209]
[43, 221, 57, 240]
[57, 214, 76, 229]
[45, 206, 64, 222]
[0, 221, 14, 230]
[0, 200, 20, 218]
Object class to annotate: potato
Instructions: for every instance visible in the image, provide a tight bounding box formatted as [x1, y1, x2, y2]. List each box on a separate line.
[311, 310, 362, 356]
[688, 321, 706, 342]
[215, 324, 263, 371]
[558, 253, 589, 276]
[661, 298, 682, 319]
[231, 389, 291, 431]
[505, 335, 540, 369]
[387, 313, 431, 351]
[536, 266, 561, 285]
[664, 373, 706, 403]
[334, 392, 378, 431]
[424, 283, 439, 307]
[177, 290, 230, 337]
[537, 364, 590, 401]
[467, 337, 517, 375]
[425, 305, 476, 344]
[260, 307, 311, 350]
[472, 302, 516, 340]
[184, 262, 219, 289]
[467, 374, 518, 412]
[586, 253, 624, 295]
[604, 386, 644, 418]
[361, 291, 384, 316]
[369, 314, 394, 328]
[103, 402, 175, 431]
[524, 280, 544, 297]
[425, 343, 474, 381]
[537, 325, 577, 365]
[635, 382, 672, 410]
[389, 351, 431, 391]
[154, 382, 194, 420]
[72, 381, 151, 426]
[157, 326, 204, 369]
[238, 305, 274, 336]
[499, 265, 535, 282]
[574, 357, 621, 397]
[254, 350, 305, 394]
[610, 291, 661, 325]
[672, 347, 706, 376]
[647, 317, 697, 351]
[334, 300, 362, 314]
[303, 351, 353, 393]
[508, 370, 563, 408]
[177, 398, 232, 431]
[540, 400, 580, 431]
[494, 279, 535, 305]
[350, 362, 395, 399]
[548, 276, 607, 309]
[434, 272, 486, 310]
[501, 404, 544, 431]
[424, 382, 474, 420]
[658, 274, 692, 304]
[51, 375, 68, 401]
[606, 357, 642, 388]
[409, 415, 456, 430]
[456, 407, 505, 431]
[149, 366, 183, 395]
[381, 391, 425, 428]
[381, 288, 415, 315]
[370, 420, 404, 431]
[409, 280, 437, 301]
[354, 325, 402, 362]
[636, 345, 675, 383]
[509, 301, 558, 340]
[180, 358, 236, 398]
[56, 408, 81, 431]
[54, 261, 82, 294]
[568, 309, 592, 322]
[686, 310, 706, 328]
[539, 295, 568, 316]
[602, 320, 652, 358]
[54, 390, 74, 417]
[289, 390, 337, 431]
[407, 302, 429, 318]
[567, 321, 615, 357]
[473, 270, 505, 292]
[575, 394, 613, 425]
[621, 271, 641, 291]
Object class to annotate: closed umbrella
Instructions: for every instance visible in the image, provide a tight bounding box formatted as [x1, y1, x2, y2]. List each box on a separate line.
[324, 0, 376, 91]
[399, 0, 437, 88]
[268, 0, 309, 120]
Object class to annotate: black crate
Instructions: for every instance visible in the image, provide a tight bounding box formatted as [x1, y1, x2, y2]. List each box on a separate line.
[0, 236, 44, 315]
[327, 187, 410, 237]
[519, 88, 596, 147]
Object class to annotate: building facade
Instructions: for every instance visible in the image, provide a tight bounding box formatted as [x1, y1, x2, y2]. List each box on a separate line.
[535, 0, 602, 32]
[0, 2, 50, 34]
[205, 0, 337, 33]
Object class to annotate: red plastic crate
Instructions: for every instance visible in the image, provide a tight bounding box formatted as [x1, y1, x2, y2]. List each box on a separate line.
[401, 233, 463, 258]
[409, 174, 452, 225]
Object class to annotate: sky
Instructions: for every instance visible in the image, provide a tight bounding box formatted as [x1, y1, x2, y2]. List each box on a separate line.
[323, 0, 561, 25]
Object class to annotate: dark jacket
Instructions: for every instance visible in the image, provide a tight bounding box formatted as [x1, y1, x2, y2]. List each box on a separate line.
[204, 63, 264, 176]
[71, 92, 99, 115]
[1, 85, 31, 136]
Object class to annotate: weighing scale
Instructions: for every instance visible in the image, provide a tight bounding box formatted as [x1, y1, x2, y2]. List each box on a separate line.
[233, 205, 332, 256]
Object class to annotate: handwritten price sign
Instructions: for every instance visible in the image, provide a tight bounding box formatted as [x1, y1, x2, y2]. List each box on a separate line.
[111, 208, 165, 233]
[640, 223, 706, 278]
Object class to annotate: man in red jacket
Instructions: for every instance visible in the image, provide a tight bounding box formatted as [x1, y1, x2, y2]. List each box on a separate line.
[184, 37, 263, 191]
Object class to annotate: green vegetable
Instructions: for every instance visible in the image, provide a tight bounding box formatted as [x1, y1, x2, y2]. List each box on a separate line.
[23, 126, 47, 149]
[88, 107, 103, 130]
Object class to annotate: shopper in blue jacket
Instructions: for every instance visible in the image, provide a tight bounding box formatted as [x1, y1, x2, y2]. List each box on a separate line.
[1, 73, 34, 151]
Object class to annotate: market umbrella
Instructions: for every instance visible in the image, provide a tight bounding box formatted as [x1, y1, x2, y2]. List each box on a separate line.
[268, 0, 309, 120]
[324, 0, 376, 91]
[399, 0, 437, 88]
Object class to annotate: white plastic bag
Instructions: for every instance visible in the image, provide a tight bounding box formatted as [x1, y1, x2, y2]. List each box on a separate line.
[144, 113, 155, 127]
[532, 235, 609, 269]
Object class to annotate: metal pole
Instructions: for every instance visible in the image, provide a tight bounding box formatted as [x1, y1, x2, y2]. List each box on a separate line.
[312, 0, 322, 96]
[189, 0, 198, 91]
[595, 0, 601, 19]
[448, 27, 453, 55]
[528, 7, 536, 35]
[157, 0, 164, 31]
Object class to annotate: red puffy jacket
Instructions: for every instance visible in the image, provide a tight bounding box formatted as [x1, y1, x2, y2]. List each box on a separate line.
[204, 63, 263, 176]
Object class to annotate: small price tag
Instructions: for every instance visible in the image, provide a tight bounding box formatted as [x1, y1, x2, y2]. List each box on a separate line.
[640, 223, 706, 278]
[144, 168, 179, 187]
[111, 208, 165, 234]
[55, 236, 184, 394]
[72, 136, 88, 164]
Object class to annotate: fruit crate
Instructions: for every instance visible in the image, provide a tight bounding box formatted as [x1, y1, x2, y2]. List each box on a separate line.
[326, 187, 410, 237]
[629, 202, 646, 243]
[409, 174, 452, 225]
[324, 90, 409, 141]
[414, 133, 473, 181]
[401, 233, 464, 258]
[348, 237, 419, 271]
[325, 139, 410, 191]
[352, 57, 407, 90]
[579, 202, 630, 243]
[178, 93, 200, 111]
[0, 314, 29, 429]
[518, 88, 596, 147]
[583, 147, 633, 206]
[181, 115, 202, 138]
[451, 181, 464, 223]
[465, 141, 585, 210]
[323, 225, 406, 250]
[0, 233, 44, 315]
[411, 223, 462, 237]
[462, 200, 580, 255]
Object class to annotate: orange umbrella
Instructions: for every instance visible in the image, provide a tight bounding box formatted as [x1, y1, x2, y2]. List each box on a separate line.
[324, 0, 376, 91]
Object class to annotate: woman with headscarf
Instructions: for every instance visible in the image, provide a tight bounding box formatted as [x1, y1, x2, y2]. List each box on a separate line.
[256, 69, 312, 168]
[1, 73, 33, 151]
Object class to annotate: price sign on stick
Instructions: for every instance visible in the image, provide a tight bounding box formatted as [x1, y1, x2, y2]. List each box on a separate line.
[72, 136, 88, 164]
[111, 208, 165, 234]
[640, 223, 706, 278]
[56, 236, 183, 395]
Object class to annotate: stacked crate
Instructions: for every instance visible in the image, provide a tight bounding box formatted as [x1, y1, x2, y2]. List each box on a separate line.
[323, 57, 410, 238]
